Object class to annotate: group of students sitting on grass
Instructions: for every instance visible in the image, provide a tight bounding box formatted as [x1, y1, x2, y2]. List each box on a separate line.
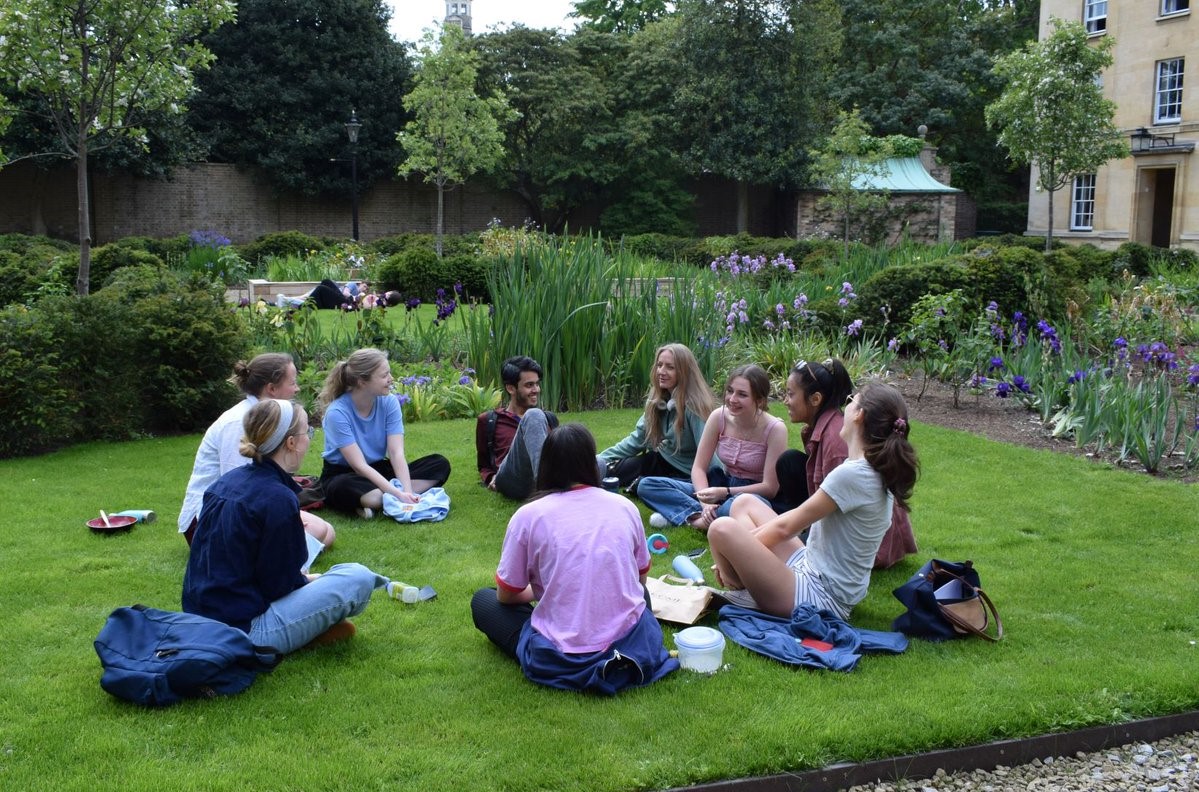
[177, 341, 918, 694]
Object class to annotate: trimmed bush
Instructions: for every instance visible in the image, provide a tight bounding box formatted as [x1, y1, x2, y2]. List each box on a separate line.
[0, 267, 247, 457]
[856, 260, 972, 328]
[238, 231, 326, 264]
[89, 244, 165, 289]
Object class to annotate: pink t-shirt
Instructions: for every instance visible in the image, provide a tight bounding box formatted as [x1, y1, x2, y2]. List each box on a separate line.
[495, 486, 651, 654]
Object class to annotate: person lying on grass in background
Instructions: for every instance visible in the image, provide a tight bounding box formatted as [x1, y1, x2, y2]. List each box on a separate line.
[597, 342, 716, 496]
[638, 363, 787, 531]
[772, 358, 917, 568]
[318, 348, 450, 519]
[178, 352, 334, 548]
[184, 399, 410, 652]
[476, 355, 559, 501]
[708, 382, 919, 619]
[470, 423, 679, 694]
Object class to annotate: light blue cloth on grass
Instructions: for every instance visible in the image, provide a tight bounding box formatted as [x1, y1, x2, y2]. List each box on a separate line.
[382, 480, 450, 523]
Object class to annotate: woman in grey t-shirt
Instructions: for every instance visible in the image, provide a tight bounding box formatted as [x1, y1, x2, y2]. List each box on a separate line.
[707, 382, 919, 619]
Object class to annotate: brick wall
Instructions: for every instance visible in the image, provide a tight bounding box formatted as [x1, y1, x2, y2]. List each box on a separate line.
[0, 161, 818, 243]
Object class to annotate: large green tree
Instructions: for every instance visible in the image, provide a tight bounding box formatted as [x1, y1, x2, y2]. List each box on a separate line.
[670, 0, 842, 230]
[473, 27, 630, 232]
[986, 19, 1129, 251]
[0, 0, 235, 295]
[571, 0, 673, 33]
[830, 0, 1038, 233]
[398, 25, 510, 257]
[188, 0, 412, 199]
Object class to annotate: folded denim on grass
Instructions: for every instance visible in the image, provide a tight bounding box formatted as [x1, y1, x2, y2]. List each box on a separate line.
[718, 603, 908, 671]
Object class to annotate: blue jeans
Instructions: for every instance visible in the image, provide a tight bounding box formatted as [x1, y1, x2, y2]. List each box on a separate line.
[249, 563, 388, 654]
[638, 468, 764, 525]
[495, 408, 551, 501]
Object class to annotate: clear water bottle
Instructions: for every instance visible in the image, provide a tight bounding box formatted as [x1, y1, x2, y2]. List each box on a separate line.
[387, 581, 420, 603]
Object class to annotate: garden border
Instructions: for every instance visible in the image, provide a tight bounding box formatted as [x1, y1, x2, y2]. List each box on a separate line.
[670, 710, 1199, 791]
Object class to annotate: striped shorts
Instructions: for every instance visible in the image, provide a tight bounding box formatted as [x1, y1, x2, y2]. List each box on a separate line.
[785, 547, 850, 620]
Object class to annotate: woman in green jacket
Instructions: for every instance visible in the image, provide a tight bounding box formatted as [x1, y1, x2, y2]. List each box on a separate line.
[598, 343, 717, 494]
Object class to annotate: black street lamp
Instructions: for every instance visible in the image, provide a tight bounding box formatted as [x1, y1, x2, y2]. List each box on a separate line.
[344, 111, 362, 241]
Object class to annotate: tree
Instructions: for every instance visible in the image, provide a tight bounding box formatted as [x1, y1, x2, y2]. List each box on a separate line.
[986, 19, 1128, 251]
[830, 0, 1038, 233]
[0, 0, 235, 295]
[670, 0, 842, 230]
[398, 25, 509, 257]
[188, 0, 413, 199]
[571, 0, 673, 33]
[473, 27, 628, 231]
[808, 109, 893, 259]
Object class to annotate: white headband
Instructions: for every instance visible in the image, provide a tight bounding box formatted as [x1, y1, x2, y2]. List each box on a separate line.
[258, 399, 295, 456]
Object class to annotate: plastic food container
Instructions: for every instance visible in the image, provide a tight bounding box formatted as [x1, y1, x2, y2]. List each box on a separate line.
[674, 626, 726, 673]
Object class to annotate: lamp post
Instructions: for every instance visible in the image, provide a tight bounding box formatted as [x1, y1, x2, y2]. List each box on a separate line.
[344, 111, 362, 241]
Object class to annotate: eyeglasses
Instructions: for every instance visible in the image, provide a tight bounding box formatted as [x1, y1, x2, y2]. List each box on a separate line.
[298, 426, 315, 439]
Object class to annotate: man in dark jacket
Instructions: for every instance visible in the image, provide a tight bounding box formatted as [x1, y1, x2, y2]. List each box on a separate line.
[475, 356, 559, 500]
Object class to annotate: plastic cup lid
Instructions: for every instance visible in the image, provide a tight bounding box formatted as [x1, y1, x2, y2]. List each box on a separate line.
[675, 626, 725, 651]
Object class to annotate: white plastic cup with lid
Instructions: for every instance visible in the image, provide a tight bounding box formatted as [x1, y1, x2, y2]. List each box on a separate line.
[674, 626, 726, 673]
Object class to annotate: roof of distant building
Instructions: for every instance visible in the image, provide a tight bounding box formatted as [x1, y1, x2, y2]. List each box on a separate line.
[850, 157, 959, 193]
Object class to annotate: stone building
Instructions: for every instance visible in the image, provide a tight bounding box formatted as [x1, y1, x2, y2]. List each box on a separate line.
[444, 0, 472, 35]
[1028, 1, 1197, 250]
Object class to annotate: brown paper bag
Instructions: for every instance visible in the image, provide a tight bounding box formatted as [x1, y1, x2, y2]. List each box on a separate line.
[646, 575, 713, 625]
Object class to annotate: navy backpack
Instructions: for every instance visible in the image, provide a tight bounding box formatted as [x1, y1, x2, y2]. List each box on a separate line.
[94, 605, 282, 706]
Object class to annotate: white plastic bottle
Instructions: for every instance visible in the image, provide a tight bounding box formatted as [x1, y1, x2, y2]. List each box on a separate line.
[387, 581, 420, 603]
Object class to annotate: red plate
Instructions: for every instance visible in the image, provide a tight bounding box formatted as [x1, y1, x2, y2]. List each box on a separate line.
[87, 516, 137, 533]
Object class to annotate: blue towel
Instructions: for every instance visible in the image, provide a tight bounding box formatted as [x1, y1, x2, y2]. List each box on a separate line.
[381, 482, 450, 523]
[718, 603, 907, 671]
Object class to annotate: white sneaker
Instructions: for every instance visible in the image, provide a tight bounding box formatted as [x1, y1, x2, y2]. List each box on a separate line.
[356, 507, 375, 520]
[716, 588, 761, 610]
[649, 512, 669, 529]
[276, 293, 287, 308]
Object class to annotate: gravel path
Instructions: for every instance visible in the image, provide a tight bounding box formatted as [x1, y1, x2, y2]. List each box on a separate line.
[846, 731, 1198, 792]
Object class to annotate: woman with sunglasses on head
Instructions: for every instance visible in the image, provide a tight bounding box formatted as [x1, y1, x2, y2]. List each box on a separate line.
[184, 399, 398, 652]
[707, 382, 919, 619]
[774, 358, 916, 568]
[637, 364, 788, 530]
[470, 423, 678, 694]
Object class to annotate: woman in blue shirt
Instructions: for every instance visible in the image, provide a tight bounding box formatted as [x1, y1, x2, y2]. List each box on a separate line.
[318, 348, 451, 517]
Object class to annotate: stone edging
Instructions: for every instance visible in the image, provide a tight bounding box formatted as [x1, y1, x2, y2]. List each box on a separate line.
[668, 710, 1199, 791]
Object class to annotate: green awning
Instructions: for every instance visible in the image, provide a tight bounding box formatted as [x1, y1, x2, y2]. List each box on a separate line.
[849, 157, 959, 193]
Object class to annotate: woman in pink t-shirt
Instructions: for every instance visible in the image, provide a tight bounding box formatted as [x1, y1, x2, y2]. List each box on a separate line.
[470, 424, 678, 694]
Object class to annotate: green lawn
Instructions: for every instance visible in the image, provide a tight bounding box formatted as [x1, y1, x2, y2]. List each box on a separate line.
[1, 407, 1196, 791]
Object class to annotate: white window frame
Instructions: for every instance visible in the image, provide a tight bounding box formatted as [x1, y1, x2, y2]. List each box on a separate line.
[1154, 59, 1185, 124]
[1084, 0, 1107, 34]
[1161, 0, 1190, 16]
[1070, 175, 1096, 232]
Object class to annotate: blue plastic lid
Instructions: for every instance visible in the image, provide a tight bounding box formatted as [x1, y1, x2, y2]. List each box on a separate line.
[675, 626, 725, 652]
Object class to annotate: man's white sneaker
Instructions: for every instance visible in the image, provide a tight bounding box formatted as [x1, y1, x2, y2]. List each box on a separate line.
[356, 507, 375, 520]
[649, 512, 669, 529]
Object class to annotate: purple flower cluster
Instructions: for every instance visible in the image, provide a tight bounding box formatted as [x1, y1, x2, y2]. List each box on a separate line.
[1187, 363, 1199, 388]
[837, 281, 857, 309]
[845, 318, 863, 337]
[400, 375, 433, 387]
[1035, 320, 1061, 354]
[189, 229, 231, 249]
[1136, 341, 1178, 371]
[709, 252, 796, 276]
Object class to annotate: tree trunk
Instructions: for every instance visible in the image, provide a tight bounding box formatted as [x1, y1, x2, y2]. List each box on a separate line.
[75, 133, 92, 296]
[1045, 185, 1054, 253]
[736, 180, 749, 233]
[436, 183, 444, 258]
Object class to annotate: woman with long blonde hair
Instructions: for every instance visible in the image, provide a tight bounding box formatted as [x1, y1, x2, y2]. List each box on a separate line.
[597, 343, 717, 494]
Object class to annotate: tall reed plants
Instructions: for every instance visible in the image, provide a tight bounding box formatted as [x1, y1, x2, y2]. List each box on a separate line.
[461, 236, 728, 411]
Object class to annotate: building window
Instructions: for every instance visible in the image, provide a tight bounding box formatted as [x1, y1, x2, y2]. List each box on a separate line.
[1084, 0, 1107, 33]
[1161, 0, 1189, 15]
[1071, 175, 1096, 231]
[1155, 59, 1184, 123]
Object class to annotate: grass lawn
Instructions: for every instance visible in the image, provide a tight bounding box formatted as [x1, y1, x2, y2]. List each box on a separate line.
[1, 407, 1196, 791]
